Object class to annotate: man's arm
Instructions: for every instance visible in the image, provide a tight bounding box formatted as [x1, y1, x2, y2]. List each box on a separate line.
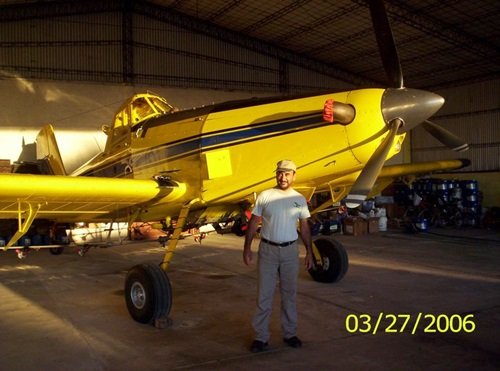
[243, 214, 260, 266]
[299, 218, 314, 270]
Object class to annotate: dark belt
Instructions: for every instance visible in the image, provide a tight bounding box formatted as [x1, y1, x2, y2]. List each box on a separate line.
[261, 237, 297, 247]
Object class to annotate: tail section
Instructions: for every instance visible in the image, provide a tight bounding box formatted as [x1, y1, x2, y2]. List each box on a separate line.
[36, 124, 66, 175]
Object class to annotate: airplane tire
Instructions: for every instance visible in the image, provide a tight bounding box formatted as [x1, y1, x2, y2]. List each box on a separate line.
[125, 263, 172, 324]
[308, 237, 348, 283]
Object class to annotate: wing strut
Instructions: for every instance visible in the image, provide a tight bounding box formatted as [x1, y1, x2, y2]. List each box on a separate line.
[160, 198, 202, 270]
[4, 201, 44, 251]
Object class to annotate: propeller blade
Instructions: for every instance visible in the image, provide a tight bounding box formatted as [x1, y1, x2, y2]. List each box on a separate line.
[344, 118, 403, 208]
[368, 0, 404, 88]
[422, 120, 469, 152]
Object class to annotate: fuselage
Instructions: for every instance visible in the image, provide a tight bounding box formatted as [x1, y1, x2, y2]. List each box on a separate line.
[72, 89, 405, 221]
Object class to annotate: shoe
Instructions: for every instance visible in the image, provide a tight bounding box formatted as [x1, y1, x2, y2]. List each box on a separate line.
[283, 336, 302, 348]
[250, 340, 268, 353]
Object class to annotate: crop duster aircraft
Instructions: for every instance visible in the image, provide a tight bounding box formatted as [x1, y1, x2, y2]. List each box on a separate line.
[0, 0, 468, 326]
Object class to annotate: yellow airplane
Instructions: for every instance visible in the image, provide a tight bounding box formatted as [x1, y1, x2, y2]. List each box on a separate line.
[0, 0, 469, 326]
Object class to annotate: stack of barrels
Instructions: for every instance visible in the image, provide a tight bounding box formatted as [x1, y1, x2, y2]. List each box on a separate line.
[393, 178, 480, 226]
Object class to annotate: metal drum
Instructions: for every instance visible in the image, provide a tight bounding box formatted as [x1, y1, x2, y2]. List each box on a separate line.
[460, 180, 478, 191]
[361, 200, 374, 213]
[460, 180, 480, 210]
[450, 182, 462, 201]
[415, 218, 428, 232]
[416, 179, 433, 197]
[432, 179, 450, 203]
[460, 180, 481, 226]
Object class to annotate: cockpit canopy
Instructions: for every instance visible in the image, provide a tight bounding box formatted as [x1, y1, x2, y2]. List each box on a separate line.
[103, 93, 176, 153]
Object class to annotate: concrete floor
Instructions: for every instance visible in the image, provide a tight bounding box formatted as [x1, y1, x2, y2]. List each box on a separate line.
[0, 228, 499, 370]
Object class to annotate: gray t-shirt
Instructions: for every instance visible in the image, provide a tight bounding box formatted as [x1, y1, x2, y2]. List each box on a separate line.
[252, 187, 310, 243]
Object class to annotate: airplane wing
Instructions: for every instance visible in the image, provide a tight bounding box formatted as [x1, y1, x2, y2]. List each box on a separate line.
[0, 173, 185, 249]
[308, 159, 469, 213]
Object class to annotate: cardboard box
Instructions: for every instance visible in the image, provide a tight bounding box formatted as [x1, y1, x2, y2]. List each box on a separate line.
[0, 159, 11, 173]
[367, 217, 379, 233]
[343, 217, 367, 236]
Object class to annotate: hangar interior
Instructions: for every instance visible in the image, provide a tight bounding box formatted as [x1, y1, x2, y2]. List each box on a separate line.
[0, 1, 499, 370]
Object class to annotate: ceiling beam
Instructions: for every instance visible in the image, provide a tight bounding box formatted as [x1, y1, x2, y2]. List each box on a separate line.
[383, 0, 499, 62]
[0, 0, 122, 20]
[0, 0, 376, 87]
[133, 1, 376, 87]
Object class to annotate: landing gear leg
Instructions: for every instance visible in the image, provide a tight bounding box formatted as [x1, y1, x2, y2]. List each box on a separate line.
[124, 199, 200, 327]
[160, 199, 200, 271]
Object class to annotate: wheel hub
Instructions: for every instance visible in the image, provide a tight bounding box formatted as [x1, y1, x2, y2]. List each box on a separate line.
[322, 256, 330, 270]
[130, 281, 146, 309]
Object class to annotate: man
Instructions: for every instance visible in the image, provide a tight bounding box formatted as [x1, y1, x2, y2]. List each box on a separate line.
[243, 159, 314, 353]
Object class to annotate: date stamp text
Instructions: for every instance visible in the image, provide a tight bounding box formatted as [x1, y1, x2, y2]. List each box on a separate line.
[345, 313, 476, 335]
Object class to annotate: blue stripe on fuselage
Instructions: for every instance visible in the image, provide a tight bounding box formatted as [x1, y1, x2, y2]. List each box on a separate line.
[132, 113, 324, 170]
[87, 112, 324, 177]
[200, 114, 322, 148]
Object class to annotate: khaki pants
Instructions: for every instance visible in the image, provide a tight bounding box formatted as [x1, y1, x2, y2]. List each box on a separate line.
[252, 240, 299, 342]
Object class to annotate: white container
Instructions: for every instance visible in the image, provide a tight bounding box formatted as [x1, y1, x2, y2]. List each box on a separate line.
[378, 215, 388, 231]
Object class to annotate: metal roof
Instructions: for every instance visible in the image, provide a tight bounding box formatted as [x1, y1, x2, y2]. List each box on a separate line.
[149, 0, 500, 90]
[1, 0, 499, 90]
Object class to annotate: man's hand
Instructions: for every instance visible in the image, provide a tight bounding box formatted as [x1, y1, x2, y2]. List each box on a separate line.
[243, 248, 253, 266]
[299, 218, 314, 270]
[243, 214, 260, 266]
[304, 251, 314, 270]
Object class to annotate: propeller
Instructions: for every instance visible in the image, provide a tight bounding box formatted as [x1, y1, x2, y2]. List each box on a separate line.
[344, 0, 469, 208]
[368, 0, 403, 89]
[344, 118, 402, 209]
[422, 120, 469, 152]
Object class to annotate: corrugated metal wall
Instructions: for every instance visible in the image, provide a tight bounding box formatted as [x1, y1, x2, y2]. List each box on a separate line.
[0, 13, 123, 82]
[132, 14, 280, 91]
[288, 64, 354, 93]
[412, 79, 500, 171]
[0, 8, 351, 93]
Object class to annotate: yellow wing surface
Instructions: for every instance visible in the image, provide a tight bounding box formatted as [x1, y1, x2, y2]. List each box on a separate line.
[0, 156, 465, 219]
[0, 173, 185, 222]
[307, 159, 468, 213]
[0, 160, 465, 222]
[0, 173, 187, 250]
